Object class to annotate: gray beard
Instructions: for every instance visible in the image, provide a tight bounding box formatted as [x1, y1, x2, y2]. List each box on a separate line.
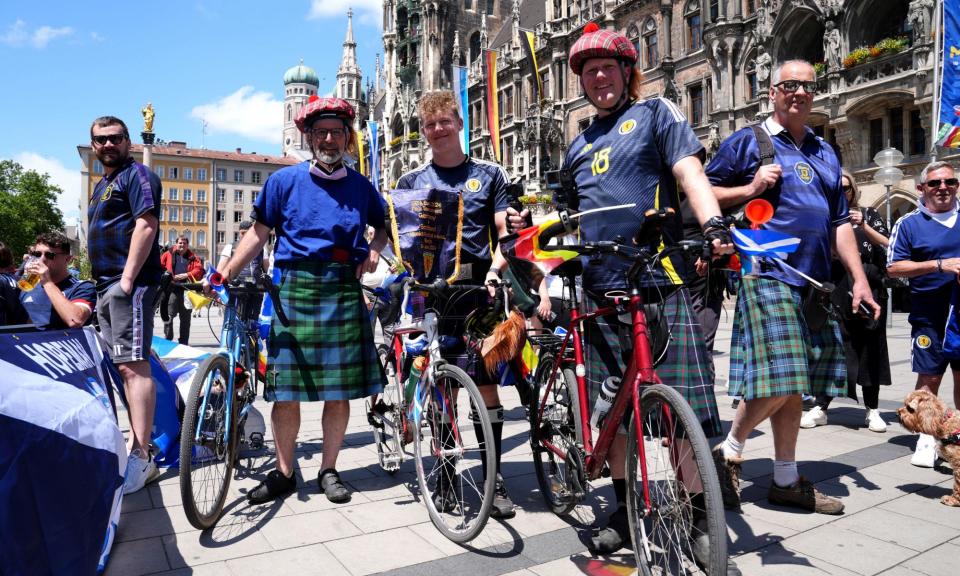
[316, 151, 343, 166]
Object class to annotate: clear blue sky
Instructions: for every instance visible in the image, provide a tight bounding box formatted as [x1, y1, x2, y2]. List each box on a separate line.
[0, 1, 383, 224]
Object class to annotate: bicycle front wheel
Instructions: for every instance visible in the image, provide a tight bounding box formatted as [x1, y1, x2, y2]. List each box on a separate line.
[179, 353, 237, 530]
[412, 363, 495, 543]
[626, 384, 727, 576]
[372, 343, 405, 473]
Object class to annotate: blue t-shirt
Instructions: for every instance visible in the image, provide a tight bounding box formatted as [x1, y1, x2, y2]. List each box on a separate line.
[87, 158, 164, 290]
[563, 98, 702, 290]
[396, 158, 510, 274]
[706, 118, 848, 287]
[0, 272, 27, 326]
[887, 201, 960, 324]
[20, 276, 97, 329]
[252, 162, 386, 265]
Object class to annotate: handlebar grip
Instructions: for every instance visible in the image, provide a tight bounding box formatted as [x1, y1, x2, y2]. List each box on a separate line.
[179, 282, 205, 291]
[538, 210, 577, 246]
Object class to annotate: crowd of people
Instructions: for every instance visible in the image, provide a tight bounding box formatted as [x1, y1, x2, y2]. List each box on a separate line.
[3, 22, 960, 573]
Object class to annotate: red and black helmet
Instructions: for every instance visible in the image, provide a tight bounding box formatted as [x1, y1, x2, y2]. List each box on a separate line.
[569, 22, 638, 75]
[295, 95, 356, 133]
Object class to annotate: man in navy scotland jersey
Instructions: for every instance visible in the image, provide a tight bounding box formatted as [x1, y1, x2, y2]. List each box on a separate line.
[20, 232, 96, 329]
[87, 115, 164, 495]
[888, 160, 960, 467]
[707, 60, 879, 515]
[396, 90, 517, 518]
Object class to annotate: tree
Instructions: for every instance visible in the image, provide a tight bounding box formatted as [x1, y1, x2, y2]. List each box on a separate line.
[0, 160, 65, 261]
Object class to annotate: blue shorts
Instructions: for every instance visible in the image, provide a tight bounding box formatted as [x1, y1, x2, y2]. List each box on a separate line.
[912, 325, 960, 375]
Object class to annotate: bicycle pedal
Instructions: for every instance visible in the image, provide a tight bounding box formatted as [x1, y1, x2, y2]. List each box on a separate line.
[249, 432, 264, 450]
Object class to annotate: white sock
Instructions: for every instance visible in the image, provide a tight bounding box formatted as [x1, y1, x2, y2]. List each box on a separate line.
[773, 460, 799, 488]
[721, 433, 744, 459]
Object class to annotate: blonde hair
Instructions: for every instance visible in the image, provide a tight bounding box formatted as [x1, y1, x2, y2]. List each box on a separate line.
[841, 169, 860, 209]
[418, 90, 460, 120]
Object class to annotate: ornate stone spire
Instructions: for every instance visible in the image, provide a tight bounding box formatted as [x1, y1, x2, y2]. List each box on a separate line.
[338, 8, 358, 75]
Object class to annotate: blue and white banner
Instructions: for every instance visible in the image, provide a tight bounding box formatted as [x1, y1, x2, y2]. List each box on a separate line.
[367, 120, 381, 192]
[0, 327, 125, 574]
[937, 0, 960, 147]
[453, 65, 470, 155]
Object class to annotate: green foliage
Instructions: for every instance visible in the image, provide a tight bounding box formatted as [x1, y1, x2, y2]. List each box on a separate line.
[0, 160, 65, 261]
[518, 193, 554, 205]
[843, 36, 910, 69]
[407, 131, 420, 141]
[71, 248, 93, 281]
[813, 62, 826, 76]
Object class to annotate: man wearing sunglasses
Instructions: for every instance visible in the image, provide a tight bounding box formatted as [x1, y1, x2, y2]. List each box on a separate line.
[87, 115, 164, 495]
[19, 232, 96, 329]
[706, 59, 880, 516]
[888, 160, 960, 467]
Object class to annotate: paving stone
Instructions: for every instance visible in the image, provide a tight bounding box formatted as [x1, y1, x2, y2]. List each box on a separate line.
[899, 541, 960, 576]
[833, 506, 960, 552]
[783, 522, 916, 575]
[325, 526, 446, 575]
[162, 528, 274, 569]
[152, 563, 233, 576]
[258, 508, 362, 549]
[103, 537, 171, 576]
[731, 541, 864, 576]
[224, 543, 350, 576]
[527, 554, 634, 576]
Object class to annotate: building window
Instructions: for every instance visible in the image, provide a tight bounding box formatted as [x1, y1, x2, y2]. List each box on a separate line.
[556, 59, 566, 100]
[169, 167, 179, 179]
[287, 105, 292, 121]
[745, 59, 759, 101]
[155, 165, 164, 178]
[628, 24, 641, 62]
[252, 190, 259, 204]
[184, 168, 193, 180]
[710, 0, 719, 21]
[643, 18, 658, 69]
[689, 85, 704, 126]
[160, 207, 166, 222]
[910, 109, 926, 156]
[252, 171, 262, 184]
[889, 107, 904, 153]
[216, 188, 225, 202]
[234, 189, 244, 203]
[183, 189, 192, 201]
[183, 207, 194, 223]
[234, 169, 243, 183]
[578, 117, 591, 134]
[197, 168, 207, 181]
[869, 117, 884, 159]
[234, 211, 243, 222]
[197, 231, 206, 247]
[198, 208, 207, 223]
[216, 168, 226, 181]
[183, 230, 192, 243]
[216, 231, 225, 245]
[216, 210, 225, 222]
[744, 0, 756, 16]
[686, 1, 702, 53]
[168, 188, 179, 201]
[169, 229, 178, 245]
[234, 232, 240, 243]
[93, 160, 104, 174]
[197, 189, 206, 202]
[169, 207, 179, 222]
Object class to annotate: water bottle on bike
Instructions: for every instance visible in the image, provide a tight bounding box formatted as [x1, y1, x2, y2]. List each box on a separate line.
[590, 376, 621, 429]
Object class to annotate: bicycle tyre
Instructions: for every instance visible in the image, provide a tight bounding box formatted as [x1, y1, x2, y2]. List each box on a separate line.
[626, 384, 726, 576]
[413, 363, 495, 543]
[374, 343, 404, 474]
[530, 354, 584, 515]
[179, 353, 237, 530]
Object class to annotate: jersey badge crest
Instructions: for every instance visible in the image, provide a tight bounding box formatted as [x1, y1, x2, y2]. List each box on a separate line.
[795, 162, 814, 185]
[618, 119, 637, 135]
[100, 183, 114, 202]
[465, 178, 482, 193]
[916, 335, 932, 349]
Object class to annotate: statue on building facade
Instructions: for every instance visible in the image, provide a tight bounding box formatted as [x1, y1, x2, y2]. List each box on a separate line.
[708, 123, 721, 154]
[909, 0, 934, 44]
[756, 46, 772, 84]
[823, 21, 842, 71]
[141, 102, 155, 133]
[755, 0, 774, 41]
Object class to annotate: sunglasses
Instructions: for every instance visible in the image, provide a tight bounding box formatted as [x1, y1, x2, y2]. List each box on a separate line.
[92, 134, 127, 146]
[925, 178, 959, 188]
[774, 80, 818, 94]
[30, 250, 66, 259]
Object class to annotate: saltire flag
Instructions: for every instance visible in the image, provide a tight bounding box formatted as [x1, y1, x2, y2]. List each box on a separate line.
[453, 65, 471, 155]
[484, 49, 501, 162]
[731, 228, 801, 259]
[521, 29, 543, 103]
[367, 120, 381, 192]
[937, 0, 960, 147]
[357, 125, 367, 176]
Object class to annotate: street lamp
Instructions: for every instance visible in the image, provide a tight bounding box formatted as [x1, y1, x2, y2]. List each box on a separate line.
[873, 147, 904, 327]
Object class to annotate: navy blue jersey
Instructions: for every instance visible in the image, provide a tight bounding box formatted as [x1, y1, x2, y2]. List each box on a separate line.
[252, 162, 386, 265]
[20, 276, 96, 329]
[0, 272, 27, 326]
[563, 98, 702, 289]
[706, 118, 848, 287]
[88, 158, 164, 290]
[396, 158, 510, 276]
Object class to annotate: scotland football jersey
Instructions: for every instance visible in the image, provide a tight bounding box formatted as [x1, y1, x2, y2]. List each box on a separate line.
[564, 98, 702, 289]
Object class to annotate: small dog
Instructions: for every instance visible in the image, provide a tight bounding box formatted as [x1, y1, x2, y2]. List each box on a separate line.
[898, 390, 960, 506]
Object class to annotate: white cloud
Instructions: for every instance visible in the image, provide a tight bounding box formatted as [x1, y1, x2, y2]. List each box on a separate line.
[90, 31, 104, 42]
[190, 86, 282, 145]
[13, 152, 81, 223]
[0, 19, 73, 48]
[308, 0, 381, 25]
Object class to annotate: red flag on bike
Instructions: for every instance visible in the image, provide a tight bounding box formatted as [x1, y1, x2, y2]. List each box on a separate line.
[500, 218, 579, 276]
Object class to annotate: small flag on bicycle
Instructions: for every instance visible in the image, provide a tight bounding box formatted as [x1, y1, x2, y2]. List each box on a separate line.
[731, 228, 800, 259]
[500, 218, 579, 275]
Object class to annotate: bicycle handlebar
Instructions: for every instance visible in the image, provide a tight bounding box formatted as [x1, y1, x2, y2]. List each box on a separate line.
[173, 270, 290, 327]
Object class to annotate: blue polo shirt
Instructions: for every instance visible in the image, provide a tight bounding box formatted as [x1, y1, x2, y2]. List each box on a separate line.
[20, 276, 96, 329]
[706, 117, 848, 287]
[888, 200, 960, 325]
[252, 162, 386, 265]
[397, 158, 510, 273]
[87, 158, 163, 290]
[563, 98, 702, 290]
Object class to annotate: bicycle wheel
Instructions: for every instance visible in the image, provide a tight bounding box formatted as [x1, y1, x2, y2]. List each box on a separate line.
[370, 344, 404, 473]
[626, 384, 727, 576]
[529, 354, 584, 515]
[179, 353, 237, 530]
[412, 363, 495, 543]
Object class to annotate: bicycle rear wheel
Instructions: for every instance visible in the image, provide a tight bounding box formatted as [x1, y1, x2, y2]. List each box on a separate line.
[529, 354, 584, 515]
[179, 353, 237, 530]
[626, 384, 726, 576]
[412, 363, 495, 543]
[370, 343, 405, 473]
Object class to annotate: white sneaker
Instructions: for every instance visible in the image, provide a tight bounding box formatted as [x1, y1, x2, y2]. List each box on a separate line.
[123, 450, 160, 495]
[800, 406, 827, 429]
[911, 434, 937, 468]
[865, 409, 887, 433]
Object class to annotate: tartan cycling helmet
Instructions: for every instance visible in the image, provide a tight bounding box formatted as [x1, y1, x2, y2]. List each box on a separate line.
[569, 22, 638, 75]
[295, 95, 356, 133]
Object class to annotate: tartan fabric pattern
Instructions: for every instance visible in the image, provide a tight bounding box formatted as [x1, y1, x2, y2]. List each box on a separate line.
[582, 287, 722, 438]
[728, 276, 846, 400]
[569, 28, 638, 74]
[265, 261, 385, 402]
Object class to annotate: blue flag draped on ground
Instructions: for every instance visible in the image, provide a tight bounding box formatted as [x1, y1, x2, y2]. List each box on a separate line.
[937, 0, 960, 147]
[0, 327, 125, 574]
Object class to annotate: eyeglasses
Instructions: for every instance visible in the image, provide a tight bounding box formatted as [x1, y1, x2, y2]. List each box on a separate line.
[30, 250, 66, 260]
[925, 178, 959, 188]
[842, 184, 853, 192]
[92, 134, 127, 146]
[774, 80, 818, 94]
[312, 128, 345, 139]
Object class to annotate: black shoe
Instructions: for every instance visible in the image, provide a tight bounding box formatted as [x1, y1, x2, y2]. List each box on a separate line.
[802, 395, 817, 411]
[589, 505, 629, 554]
[247, 469, 296, 504]
[432, 485, 457, 513]
[490, 474, 516, 519]
[319, 468, 351, 503]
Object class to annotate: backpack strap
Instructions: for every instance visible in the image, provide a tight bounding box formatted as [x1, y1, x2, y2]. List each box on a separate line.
[750, 123, 776, 167]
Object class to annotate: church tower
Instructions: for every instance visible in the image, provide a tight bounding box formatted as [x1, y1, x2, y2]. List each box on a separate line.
[282, 60, 320, 159]
[336, 9, 364, 132]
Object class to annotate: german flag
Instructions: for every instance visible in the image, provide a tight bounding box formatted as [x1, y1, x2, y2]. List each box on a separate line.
[484, 49, 501, 162]
[521, 30, 543, 103]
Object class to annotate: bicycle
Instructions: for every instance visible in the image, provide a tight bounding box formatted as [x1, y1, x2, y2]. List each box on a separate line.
[366, 275, 497, 543]
[524, 208, 728, 575]
[177, 271, 288, 530]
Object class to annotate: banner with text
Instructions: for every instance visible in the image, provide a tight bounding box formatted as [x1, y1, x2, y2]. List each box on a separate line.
[937, 0, 960, 147]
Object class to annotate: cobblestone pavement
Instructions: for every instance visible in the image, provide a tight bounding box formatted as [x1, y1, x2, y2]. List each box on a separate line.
[104, 305, 957, 576]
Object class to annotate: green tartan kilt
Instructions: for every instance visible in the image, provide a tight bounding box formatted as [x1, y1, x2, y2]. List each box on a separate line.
[728, 276, 846, 401]
[583, 286, 723, 438]
[265, 261, 386, 402]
